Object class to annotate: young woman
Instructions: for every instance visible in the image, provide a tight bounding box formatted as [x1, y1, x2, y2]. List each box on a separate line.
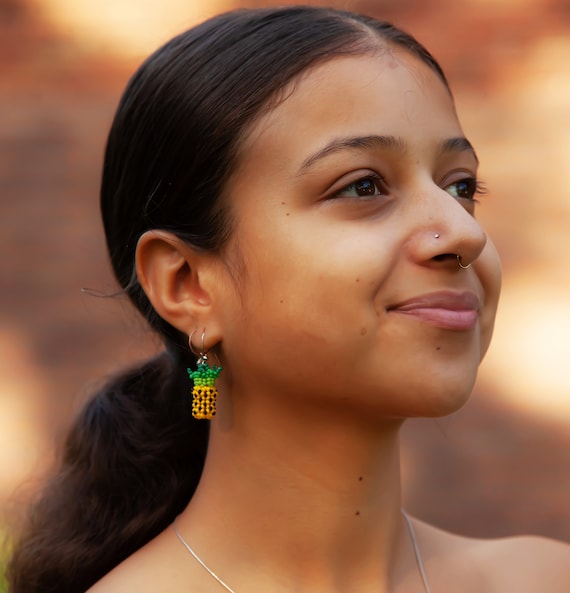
[8, 6, 570, 593]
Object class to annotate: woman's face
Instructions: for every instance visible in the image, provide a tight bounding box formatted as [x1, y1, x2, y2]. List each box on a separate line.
[217, 50, 502, 419]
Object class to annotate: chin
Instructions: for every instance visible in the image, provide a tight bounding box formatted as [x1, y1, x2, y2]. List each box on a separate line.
[400, 367, 478, 419]
[424, 379, 477, 418]
[422, 391, 472, 418]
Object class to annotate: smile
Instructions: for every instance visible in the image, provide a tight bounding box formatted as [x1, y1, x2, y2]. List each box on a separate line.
[387, 291, 480, 331]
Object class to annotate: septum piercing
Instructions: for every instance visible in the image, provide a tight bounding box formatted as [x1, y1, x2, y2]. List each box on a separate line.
[457, 255, 472, 269]
[434, 235, 472, 269]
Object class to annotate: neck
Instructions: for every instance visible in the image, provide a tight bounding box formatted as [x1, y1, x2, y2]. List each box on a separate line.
[177, 404, 415, 593]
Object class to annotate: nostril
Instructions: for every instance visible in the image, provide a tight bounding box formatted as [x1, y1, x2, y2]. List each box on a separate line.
[433, 253, 456, 262]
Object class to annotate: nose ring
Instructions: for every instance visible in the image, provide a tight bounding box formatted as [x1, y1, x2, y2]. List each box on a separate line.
[457, 255, 472, 269]
[434, 233, 440, 239]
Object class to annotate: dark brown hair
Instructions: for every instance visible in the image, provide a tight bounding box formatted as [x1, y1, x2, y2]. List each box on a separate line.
[7, 7, 449, 592]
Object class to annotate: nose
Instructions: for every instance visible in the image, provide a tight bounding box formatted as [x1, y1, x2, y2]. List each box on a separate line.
[407, 185, 487, 269]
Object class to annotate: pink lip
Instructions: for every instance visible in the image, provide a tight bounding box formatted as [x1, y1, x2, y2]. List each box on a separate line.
[387, 291, 480, 330]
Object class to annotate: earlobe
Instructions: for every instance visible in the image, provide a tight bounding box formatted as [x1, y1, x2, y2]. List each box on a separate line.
[135, 230, 220, 336]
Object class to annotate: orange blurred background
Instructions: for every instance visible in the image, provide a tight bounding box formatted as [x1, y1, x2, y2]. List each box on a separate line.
[1, 0, 569, 541]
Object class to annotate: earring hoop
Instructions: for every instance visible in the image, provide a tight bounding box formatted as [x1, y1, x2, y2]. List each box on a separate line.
[457, 255, 472, 269]
[189, 329, 208, 363]
[188, 329, 199, 355]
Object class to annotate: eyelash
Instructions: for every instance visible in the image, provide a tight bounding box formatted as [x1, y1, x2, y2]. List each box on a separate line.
[332, 174, 387, 199]
[444, 177, 487, 203]
[331, 175, 487, 203]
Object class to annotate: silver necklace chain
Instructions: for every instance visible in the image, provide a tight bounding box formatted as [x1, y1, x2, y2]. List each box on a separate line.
[174, 518, 237, 593]
[402, 510, 432, 593]
[174, 510, 431, 593]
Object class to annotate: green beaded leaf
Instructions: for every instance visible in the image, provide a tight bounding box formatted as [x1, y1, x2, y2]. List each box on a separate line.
[187, 362, 222, 383]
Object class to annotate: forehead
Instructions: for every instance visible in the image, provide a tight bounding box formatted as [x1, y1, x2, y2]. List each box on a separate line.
[236, 51, 461, 170]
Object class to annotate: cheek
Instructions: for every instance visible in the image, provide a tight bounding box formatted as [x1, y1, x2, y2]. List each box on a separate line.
[238, 217, 383, 312]
[225, 240, 381, 370]
[220, 210, 398, 391]
[248, 259, 373, 336]
[478, 240, 502, 358]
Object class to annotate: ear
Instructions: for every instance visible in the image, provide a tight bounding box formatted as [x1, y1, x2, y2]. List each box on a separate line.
[135, 230, 224, 347]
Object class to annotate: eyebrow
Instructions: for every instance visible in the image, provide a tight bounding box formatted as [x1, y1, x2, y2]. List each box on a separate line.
[297, 134, 478, 173]
[441, 136, 479, 165]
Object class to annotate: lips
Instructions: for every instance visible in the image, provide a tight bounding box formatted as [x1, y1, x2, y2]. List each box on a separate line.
[387, 291, 480, 330]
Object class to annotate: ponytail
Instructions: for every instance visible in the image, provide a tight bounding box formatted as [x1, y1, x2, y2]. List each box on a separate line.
[7, 352, 208, 593]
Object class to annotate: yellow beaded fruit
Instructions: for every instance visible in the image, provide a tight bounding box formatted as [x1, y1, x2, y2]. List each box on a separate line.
[191, 385, 217, 419]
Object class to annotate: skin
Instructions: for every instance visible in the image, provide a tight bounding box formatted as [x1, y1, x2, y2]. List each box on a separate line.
[89, 50, 570, 592]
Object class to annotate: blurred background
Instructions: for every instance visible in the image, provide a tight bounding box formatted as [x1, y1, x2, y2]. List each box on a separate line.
[1, 0, 569, 560]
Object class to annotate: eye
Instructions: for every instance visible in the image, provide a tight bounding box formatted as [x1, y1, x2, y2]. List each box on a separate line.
[444, 177, 485, 201]
[333, 174, 386, 199]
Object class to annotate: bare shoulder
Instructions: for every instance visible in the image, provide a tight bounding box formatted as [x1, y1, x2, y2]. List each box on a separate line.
[414, 518, 570, 593]
[475, 533, 570, 592]
[85, 526, 195, 593]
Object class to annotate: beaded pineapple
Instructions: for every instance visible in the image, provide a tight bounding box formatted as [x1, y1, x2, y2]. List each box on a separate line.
[187, 357, 222, 420]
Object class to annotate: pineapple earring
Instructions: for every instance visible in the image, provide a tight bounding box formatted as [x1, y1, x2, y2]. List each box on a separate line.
[187, 330, 222, 420]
